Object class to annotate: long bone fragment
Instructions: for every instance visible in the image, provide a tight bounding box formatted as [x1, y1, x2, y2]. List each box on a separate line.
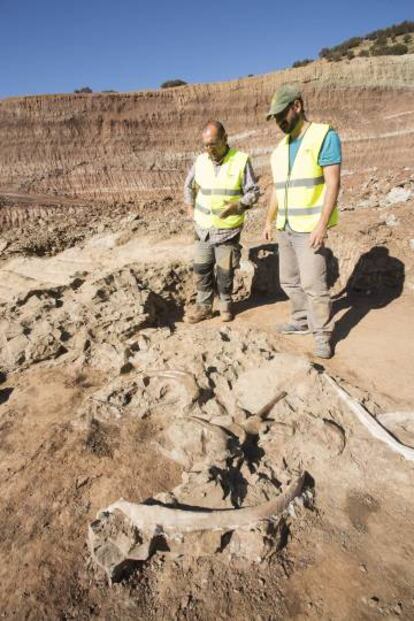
[100, 472, 305, 534]
[325, 375, 414, 462]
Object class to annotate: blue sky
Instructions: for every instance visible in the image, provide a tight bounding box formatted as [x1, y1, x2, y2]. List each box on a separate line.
[0, 0, 412, 97]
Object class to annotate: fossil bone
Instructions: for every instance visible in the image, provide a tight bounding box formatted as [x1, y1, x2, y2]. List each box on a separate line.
[144, 368, 200, 410]
[325, 375, 414, 462]
[98, 472, 305, 534]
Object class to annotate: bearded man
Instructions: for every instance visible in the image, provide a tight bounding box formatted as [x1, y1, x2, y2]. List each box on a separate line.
[263, 85, 341, 359]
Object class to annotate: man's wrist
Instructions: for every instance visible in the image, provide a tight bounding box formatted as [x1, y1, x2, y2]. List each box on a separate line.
[237, 202, 246, 215]
[316, 219, 328, 230]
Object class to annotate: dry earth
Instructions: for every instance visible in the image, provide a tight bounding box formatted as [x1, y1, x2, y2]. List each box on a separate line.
[0, 55, 414, 620]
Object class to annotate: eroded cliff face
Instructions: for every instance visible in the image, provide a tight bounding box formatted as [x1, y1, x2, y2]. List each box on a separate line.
[0, 55, 414, 204]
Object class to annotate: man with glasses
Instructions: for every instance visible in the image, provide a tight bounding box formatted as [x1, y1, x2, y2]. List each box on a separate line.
[183, 120, 259, 323]
[263, 84, 341, 358]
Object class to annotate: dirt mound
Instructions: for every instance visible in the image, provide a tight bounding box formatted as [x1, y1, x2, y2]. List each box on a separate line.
[1, 245, 413, 618]
[0, 263, 192, 374]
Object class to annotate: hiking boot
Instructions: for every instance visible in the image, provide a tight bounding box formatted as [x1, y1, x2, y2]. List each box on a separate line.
[220, 309, 234, 322]
[184, 304, 213, 324]
[314, 338, 332, 359]
[277, 322, 310, 336]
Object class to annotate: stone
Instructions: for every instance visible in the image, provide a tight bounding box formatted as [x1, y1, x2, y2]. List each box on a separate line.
[88, 509, 153, 582]
[384, 214, 399, 227]
[232, 259, 255, 301]
[233, 354, 313, 414]
[155, 417, 232, 470]
[386, 187, 411, 204]
[227, 524, 280, 562]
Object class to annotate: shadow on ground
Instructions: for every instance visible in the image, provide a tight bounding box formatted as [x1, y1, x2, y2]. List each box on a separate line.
[331, 246, 405, 347]
[234, 243, 287, 314]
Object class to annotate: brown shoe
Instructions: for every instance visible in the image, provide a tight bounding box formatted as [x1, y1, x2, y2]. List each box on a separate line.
[184, 304, 213, 324]
[220, 309, 234, 322]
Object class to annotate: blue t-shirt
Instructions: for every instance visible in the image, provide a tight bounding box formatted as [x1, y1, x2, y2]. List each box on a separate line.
[289, 128, 342, 172]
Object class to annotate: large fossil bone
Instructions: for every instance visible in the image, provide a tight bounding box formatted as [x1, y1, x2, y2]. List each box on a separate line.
[325, 375, 414, 462]
[107, 472, 304, 532]
[88, 473, 305, 580]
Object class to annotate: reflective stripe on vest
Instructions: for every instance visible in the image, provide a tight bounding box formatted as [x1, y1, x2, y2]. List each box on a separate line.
[194, 148, 248, 230]
[270, 122, 339, 233]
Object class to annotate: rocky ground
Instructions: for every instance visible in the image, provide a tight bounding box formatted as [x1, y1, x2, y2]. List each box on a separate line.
[0, 165, 413, 619]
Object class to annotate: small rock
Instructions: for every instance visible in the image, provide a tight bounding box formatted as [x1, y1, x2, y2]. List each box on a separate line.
[76, 475, 89, 489]
[384, 213, 399, 227]
[357, 197, 379, 210]
[386, 187, 411, 204]
[393, 603, 402, 616]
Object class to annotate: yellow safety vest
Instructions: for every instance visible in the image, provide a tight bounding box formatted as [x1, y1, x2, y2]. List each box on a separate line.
[194, 148, 248, 229]
[271, 122, 338, 232]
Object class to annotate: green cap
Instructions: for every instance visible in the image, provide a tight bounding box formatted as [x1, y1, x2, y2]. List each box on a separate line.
[266, 84, 302, 120]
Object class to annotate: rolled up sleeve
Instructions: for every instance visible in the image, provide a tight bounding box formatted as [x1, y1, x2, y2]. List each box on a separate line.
[183, 163, 197, 206]
[240, 158, 260, 208]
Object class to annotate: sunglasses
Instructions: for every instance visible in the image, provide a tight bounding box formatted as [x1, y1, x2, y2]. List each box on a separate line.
[274, 102, 293, 123]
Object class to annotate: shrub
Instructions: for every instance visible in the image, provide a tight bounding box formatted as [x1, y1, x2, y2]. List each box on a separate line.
[358, 49, 370, 57]
[403, 34, 412, 43]
[292, 58, 313, 68]
[160, 79, 187, 89]
[346, 50, 355, 60]
[375, 35, 388, 46]
[74, 87, 93, 94]
[371, 43, 408, 56]
[367, 21, 414, 40]
[345, 36, 362, 49]
[329, 51, 344, 62]
[387, 43, 409, 55]
[371, 45, 388, 56]
[319, 21, 414, 61]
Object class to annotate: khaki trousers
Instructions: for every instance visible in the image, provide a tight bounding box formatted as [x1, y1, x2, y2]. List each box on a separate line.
[278, 225, 332, 337]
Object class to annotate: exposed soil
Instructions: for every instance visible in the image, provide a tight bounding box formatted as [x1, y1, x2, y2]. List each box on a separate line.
[0, 187, 413, 619]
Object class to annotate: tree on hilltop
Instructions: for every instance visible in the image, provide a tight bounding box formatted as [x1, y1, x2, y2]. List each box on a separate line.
[74, 86, 93, 94]
[160, 79, 188, 89]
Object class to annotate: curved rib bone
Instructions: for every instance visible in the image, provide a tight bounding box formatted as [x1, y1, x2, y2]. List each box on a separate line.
[102, 472, 305, 533]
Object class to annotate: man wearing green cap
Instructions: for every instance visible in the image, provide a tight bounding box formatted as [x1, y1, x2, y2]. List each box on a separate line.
[263, 84, 341, 359]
